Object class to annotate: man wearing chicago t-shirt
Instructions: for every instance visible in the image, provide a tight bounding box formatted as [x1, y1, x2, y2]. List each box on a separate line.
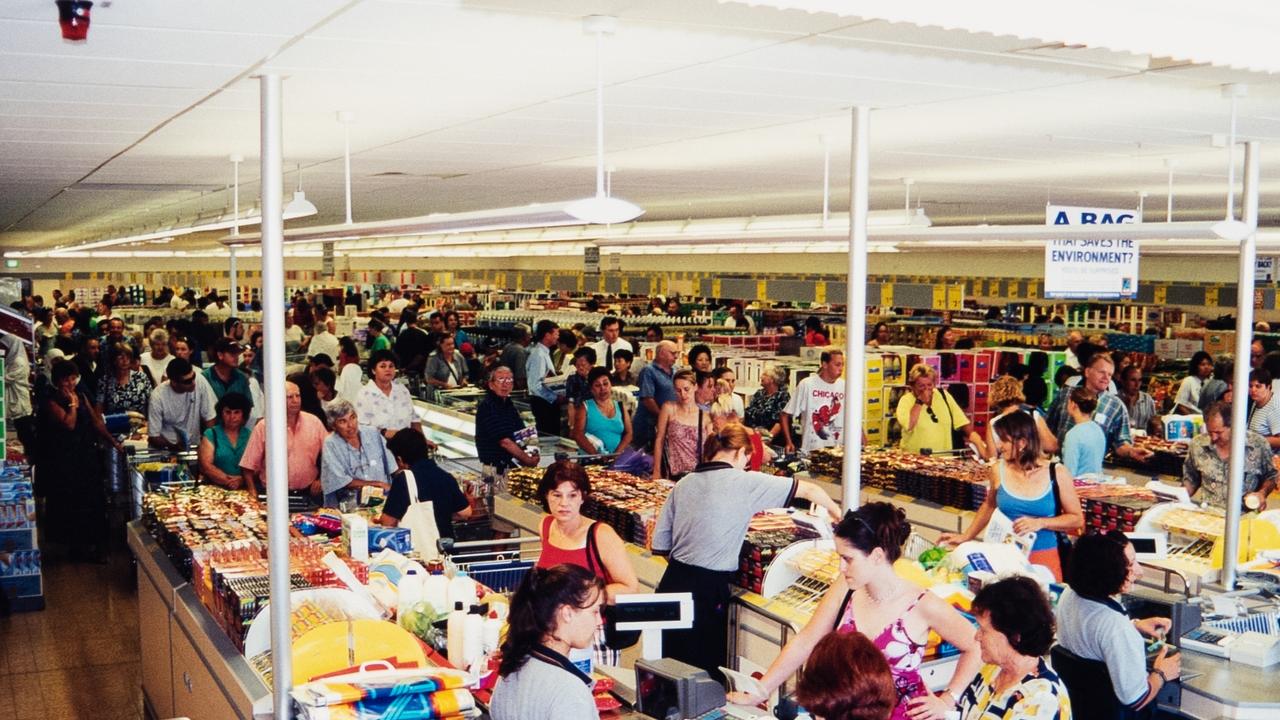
[782, 349, 846, 454]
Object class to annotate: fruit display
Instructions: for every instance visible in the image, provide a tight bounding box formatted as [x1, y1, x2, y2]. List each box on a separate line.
[860, 449, 989, 510]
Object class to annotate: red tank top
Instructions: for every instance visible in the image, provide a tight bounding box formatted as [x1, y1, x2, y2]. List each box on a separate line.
[536, 515, 593, 570]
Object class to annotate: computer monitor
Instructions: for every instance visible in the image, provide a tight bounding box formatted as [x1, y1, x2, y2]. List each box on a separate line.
[635, 657, 726, 720]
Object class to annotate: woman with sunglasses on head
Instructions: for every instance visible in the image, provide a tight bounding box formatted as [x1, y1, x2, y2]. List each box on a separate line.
[652, 423, 841, 684]
[729, 502, 981, 720]
[897, 363, 986, 456]
[938, 411, 1083, 581]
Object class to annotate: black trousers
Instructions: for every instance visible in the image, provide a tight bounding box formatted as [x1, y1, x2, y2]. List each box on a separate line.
[655, 557, 735, 685]
[529, 395, 561, 437]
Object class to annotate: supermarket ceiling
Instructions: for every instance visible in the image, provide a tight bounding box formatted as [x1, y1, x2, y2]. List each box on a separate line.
[4, 0, 1280, 253]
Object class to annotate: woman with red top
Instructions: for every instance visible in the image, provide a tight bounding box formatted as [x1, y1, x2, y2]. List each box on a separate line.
[536, 460, 639, 665]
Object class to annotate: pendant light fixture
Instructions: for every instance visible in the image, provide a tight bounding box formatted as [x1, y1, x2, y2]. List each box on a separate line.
[563, 15, 644, 225]
[285, 163, 318, 217]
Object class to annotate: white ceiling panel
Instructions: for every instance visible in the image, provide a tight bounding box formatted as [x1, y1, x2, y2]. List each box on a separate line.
[3, 0, 1280, 250]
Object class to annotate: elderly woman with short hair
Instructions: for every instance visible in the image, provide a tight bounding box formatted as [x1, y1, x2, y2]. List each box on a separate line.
[743, 362, 790, 441]
[319, 398, 397, 508]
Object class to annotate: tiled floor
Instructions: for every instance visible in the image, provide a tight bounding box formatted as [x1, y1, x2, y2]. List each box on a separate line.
[0, 549, 143, 720]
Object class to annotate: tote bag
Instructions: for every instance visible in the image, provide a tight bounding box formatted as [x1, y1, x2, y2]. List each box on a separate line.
[399, 469, 442, 561]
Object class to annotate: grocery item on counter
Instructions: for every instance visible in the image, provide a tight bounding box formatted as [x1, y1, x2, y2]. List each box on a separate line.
[860, 449, 989, 510]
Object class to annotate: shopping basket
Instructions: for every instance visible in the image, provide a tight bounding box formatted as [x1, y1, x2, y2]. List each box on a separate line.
[437, 535, 540, 594]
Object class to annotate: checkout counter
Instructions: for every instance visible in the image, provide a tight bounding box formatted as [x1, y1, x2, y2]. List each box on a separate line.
[124, 388, 1280, 720]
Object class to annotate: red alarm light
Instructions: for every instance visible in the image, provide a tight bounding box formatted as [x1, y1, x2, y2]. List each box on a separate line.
[55, 0, 93, 42]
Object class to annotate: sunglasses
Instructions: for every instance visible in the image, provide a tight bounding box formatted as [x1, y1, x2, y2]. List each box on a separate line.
[842, 509, 874, 535]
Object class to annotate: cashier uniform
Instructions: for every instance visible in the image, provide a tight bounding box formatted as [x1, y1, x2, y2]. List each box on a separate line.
[650, 462, 797, 684]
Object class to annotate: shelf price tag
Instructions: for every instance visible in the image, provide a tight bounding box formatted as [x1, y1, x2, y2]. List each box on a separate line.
[756, 280, 768, 301]
[880, 283, 894, 306]
[711, 278, 722, 298]
[1026, 281, 1039, 299]
[814, 281, 827, 304]
[1205, 287, 1220, 307]
[1153, 285, 1167, 304]
[932, 285, 946, 309]
[947, 285, 964, 310]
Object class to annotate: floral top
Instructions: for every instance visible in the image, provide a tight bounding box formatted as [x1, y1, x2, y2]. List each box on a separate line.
[744, 388, 789, 432]
[1182, 430, 1276, 509]
[96, 369, 154, 415]
[958, 659, 1072, 720]
[356, 380, 417, 433]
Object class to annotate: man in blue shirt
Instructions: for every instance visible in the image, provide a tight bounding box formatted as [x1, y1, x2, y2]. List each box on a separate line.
[633, 340, 678, 450]
[526, 319, 564, 436]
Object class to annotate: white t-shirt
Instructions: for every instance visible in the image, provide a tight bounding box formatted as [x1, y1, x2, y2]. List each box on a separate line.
[1174, 375, 1205, 411]
[336, 363, 365, 405]
[308, 331, 340, 363]
[783, 374, 845, 453]
[140, 352, 173, 385]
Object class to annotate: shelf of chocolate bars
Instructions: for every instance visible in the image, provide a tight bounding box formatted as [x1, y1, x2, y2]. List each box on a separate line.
[860, 449, 989, 511]
[1075, 483, 1159, 534]
[735, 513, 821, 594]
[506, 466, 669, 547]
[1110, 435, 1188, 477]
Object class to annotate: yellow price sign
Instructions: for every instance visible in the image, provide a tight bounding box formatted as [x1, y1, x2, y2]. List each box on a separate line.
[1153, 285, 1167, 304]
[1026, 281, 1039, 299]
[932, 285, 946, 309]
[1205, 287, 1220, 307]
[880, 283, 894, 306]
[947, 285, 964, 310]
[711, 278, 722, 297]
[814, 281, 827, 304]
[756, 280, 768, 301]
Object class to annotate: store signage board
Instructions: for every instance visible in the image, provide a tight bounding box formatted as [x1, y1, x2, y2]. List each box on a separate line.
[1256, 257, 1275, 283]
[1044, 204, 1139, 299]
[584, 246, 600, 274]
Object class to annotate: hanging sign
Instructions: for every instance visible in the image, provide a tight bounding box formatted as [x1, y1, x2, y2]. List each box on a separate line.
[1255, 257, 1275, 283]
[1044, 204, 1139, 299]
[583, 246, 600, 274]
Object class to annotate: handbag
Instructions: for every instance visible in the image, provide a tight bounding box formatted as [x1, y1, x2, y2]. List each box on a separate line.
[398, 469, 442, 561]
[1049, 462, 1074, 581]
[585, 522, 641, 650]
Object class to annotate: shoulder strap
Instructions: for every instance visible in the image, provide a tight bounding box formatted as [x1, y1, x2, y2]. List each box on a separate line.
[585, 521, 610, 583]
[834, 589, 854, 631]
[1049, 461, 1063, 513]
[940, 387, 957, 427]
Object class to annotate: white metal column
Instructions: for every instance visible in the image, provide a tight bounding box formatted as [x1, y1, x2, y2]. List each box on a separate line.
[259, 73, 293, 719]
[841, 107, 870, 513]
[1223, 140, 1261, 590]
[229, 154, 242, 317]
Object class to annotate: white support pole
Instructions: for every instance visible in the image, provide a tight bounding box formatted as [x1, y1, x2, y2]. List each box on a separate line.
[259, 73, 293, 720]
[230, 155, 242, 317]
[821, 135, 831, 228]
[1224, 140, 1261, 590]
[842, 107, 870, 513]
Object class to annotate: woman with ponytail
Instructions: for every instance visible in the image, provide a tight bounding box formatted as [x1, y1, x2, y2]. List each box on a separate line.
[729, 502, 981, 720]
[490, 564, 605, 720]
[651, 422, 841, 683]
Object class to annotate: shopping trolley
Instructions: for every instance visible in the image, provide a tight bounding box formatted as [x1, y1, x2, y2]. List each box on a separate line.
[437, 535, 541, 594]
